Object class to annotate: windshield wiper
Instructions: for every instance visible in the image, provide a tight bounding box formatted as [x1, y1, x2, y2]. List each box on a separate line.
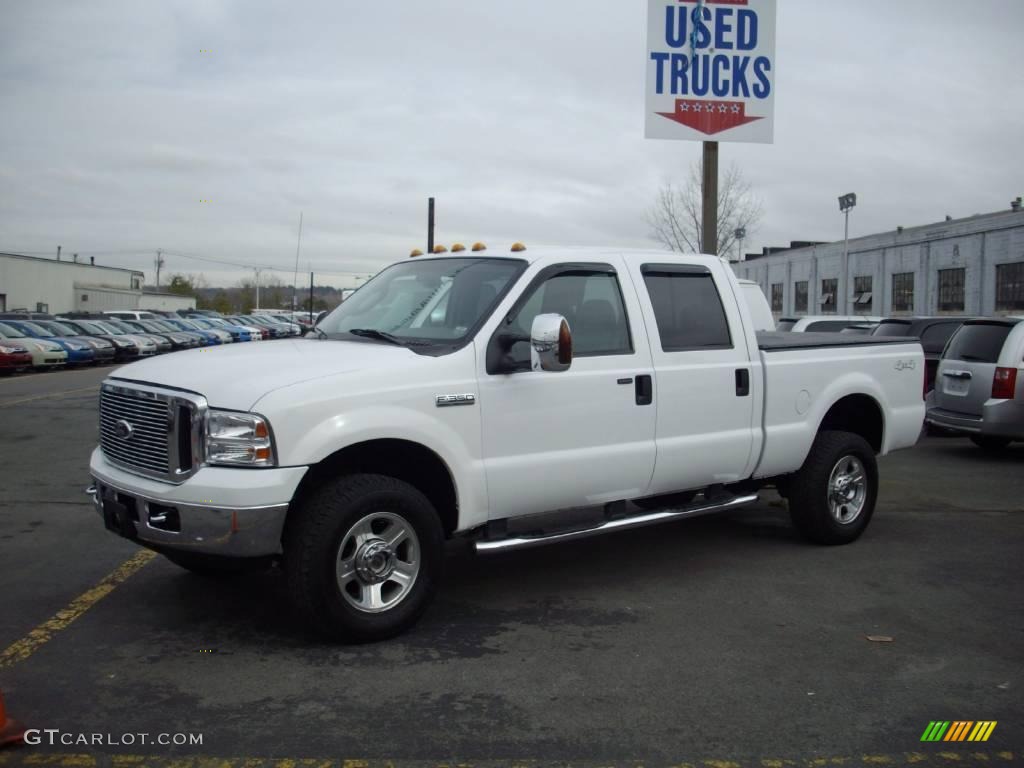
[347, 328, 428, 347]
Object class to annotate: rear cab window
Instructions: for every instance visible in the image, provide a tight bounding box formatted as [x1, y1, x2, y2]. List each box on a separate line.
[640, 264, 732, 351]
[873, 321, 913, 337]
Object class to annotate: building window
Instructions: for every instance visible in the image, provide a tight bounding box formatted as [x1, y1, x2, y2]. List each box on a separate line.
[995, 261, 1024, 311]
[794, 281, 808, 313]
[938, 268, 965, 312]
[820, 278, 838, 313]
[81, 294, 89, 302]
[892, 272, 914, 312]
[770, 283, 783, 312]
[853, 276, 873, 312]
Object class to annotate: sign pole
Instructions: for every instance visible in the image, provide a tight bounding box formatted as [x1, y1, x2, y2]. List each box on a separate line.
[427, 197, 435, 254]
[701, 141, 718, 255]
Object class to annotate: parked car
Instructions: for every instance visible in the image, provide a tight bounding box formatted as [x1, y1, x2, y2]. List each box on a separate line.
[232, 315, 288, 338]
[736, 279, 775, 331]
[162, 317, 231, 345]
[926, 318, 1024, 451]
[124, 319, 200, 350]
[872, 317, 972, 393]
[98, 319, 172, 354]
[31, 320, 118, 363]
[187, 317, 256, 342]
[225, 316, 271, 340]
[57, 317, 158, 358]
[0, 321, 68, 370]
[776, 315, 883, 332]
[88, 248, 925, 642]
[0, 319, 96, 365]
[0, 342, 33, 373]
[103, 310, 160, 321]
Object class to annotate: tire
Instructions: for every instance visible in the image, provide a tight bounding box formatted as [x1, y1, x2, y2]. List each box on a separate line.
[162, 551, 270, 577]
[284, 473, 444, 642]
[788, 430, 878, 545]
[632, 491, 696, 511]
[969, 436, 1011, 452]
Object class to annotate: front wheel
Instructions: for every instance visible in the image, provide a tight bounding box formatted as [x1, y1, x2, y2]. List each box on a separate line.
[284, 473, 444, 642]
[788, 430, 878, 545]
[969, 436, 1011, 452]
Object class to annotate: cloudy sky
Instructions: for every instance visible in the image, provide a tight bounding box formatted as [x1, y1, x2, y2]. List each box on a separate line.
[1, 0, 1021, 288]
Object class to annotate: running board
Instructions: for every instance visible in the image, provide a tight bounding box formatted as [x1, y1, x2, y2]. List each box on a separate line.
[474, 493, 759, 554]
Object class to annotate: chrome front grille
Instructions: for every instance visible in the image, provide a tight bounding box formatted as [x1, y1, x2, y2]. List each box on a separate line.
[99, 382, 207, 483]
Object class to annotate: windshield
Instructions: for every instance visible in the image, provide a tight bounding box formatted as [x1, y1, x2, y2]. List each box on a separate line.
[318, 257, 525, 346]
[0, 322, 28, 338]
[44, 321, 80, 336]
[77, 320, 109, 335]
[14, 321, 52, 336]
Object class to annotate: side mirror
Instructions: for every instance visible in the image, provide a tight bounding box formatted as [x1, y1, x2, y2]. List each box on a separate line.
[530, 313, 572, 372]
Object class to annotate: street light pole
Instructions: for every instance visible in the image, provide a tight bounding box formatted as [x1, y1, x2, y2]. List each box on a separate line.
[838, 193, 857, 314]
[734, 226, 746, 263]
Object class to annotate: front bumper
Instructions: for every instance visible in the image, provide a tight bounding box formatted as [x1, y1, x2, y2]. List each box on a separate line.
[926, 403, 1024, 440]
[89, 448, 308, 556]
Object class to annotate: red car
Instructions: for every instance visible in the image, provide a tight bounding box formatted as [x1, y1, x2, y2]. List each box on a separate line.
[0, 342, 33, 374]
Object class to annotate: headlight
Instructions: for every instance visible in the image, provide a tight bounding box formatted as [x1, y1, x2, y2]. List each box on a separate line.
[204, 410, 276, 467]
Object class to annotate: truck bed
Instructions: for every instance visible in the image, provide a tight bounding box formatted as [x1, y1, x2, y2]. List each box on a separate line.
[756, 332, 919, 351]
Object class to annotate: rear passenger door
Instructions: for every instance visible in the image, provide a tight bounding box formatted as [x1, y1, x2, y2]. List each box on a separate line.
[624, 260, 758, 493]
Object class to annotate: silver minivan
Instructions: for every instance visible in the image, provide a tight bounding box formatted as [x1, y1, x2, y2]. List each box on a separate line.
[926, 318, 1024, 450]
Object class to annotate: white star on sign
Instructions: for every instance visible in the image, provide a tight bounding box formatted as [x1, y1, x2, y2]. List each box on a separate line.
[718, 104, 728, 113]
[731, 104, 740, 114]
[679, 102, 689, 111]
[692, 103, 702, 112]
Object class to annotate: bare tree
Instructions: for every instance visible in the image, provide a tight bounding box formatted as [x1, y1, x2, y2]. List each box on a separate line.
[646, 162, 764, 258]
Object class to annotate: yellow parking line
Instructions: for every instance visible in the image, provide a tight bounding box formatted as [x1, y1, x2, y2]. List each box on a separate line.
[0, 549, 156, 670]
[0, 386, 99, 408]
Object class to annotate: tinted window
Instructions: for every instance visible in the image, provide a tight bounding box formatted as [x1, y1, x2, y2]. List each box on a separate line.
[920, 322, 962, 354]
[776, 319, 797, 332]
[805, 320, 856, 332]
[944, 324, 1013, 364]
[504, 270, 632, 366]
[642, 267, 732, 351]
[873, 321, 913, 337]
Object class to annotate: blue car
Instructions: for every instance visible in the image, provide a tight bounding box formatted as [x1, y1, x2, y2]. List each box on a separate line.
[192, 317, 258, 342]
[162, 318, 223, 345]
[2, 319, 96, 365]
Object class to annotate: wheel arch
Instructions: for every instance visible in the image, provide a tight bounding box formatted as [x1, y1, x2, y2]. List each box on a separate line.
[816, 393, 885, 453]
[284, 438, 460, 539]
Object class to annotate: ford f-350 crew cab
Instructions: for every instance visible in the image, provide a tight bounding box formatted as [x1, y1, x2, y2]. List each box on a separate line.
[88, 249, 925, 641]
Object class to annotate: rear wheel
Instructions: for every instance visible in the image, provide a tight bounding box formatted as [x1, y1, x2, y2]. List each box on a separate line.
[284, 473, 443, 642]
[969, 436, 1011, 452]
[788, 430, 878, 545]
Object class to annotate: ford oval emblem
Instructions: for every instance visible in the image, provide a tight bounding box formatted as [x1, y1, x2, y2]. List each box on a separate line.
[114, 419, 134, 440]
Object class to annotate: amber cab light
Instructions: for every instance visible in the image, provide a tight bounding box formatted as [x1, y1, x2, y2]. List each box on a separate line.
[992, 367, 1017, 399]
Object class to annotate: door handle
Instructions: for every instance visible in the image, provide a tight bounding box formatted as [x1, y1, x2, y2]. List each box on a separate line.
[735, 368, 750, 397]
[942, 370, 972, 379]
[635, 374, 653, 406]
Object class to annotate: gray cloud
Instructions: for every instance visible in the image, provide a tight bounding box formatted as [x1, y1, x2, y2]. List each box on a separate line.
[1, 0, 1021, 288]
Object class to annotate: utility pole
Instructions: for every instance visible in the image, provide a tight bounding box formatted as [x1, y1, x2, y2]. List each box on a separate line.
[427, 197, 435, 254]
[291, 211, 303, 311]
[56, 245, 61, 261]
[701, 141, 719, 254]
[155, 249, 164, 288]
[838, 193, 857, 314]
[254, 268, 262, 310]
[309, 271, 314, 325]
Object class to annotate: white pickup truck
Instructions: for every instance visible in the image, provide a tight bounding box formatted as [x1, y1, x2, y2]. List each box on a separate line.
[88, 249, 925, 641]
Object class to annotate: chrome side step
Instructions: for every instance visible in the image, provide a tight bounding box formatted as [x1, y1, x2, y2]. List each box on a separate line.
[474, 493, 759, 554]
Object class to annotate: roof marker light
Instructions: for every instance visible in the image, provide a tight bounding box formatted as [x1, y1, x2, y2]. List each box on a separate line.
[409, 248, 423, 257]
[433, 245, 448, 254]
[510, 242, 527, 252]
[472, 242, 487, 252]
[450, 243, 466, 252]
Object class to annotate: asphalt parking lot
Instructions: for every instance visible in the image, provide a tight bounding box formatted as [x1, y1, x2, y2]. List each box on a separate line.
[0, 366, 1021, 766]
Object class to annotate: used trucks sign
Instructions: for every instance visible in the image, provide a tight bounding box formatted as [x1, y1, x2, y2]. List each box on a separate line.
[645, 0, 776, 144]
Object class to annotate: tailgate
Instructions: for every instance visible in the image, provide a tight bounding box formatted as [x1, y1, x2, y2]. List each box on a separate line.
[933, 323, 1012, 416]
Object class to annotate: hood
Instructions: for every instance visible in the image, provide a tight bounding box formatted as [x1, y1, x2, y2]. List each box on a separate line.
[108, 338, 423, 409]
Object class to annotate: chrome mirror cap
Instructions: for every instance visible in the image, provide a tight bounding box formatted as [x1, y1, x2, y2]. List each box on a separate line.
[530, 313, 572, 372]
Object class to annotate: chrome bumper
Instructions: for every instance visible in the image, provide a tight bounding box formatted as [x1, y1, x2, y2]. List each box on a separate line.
[88, 478, 288, 557]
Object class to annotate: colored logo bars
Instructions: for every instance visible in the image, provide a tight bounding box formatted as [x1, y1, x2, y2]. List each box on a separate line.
[921, 721, 997, 742]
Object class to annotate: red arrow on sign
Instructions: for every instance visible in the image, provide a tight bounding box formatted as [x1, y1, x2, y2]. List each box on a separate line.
[656, 99, 762, 135]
